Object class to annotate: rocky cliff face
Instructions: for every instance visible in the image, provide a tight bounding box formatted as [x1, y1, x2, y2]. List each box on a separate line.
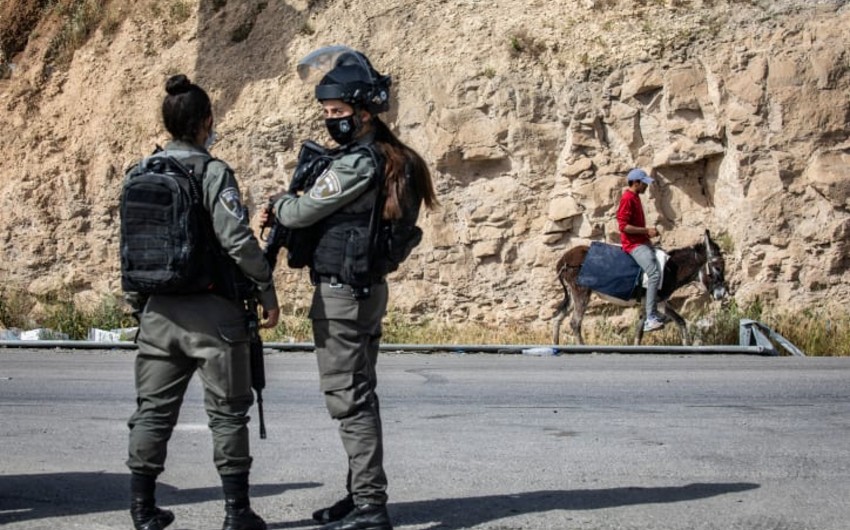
[1, 0, 848, 331]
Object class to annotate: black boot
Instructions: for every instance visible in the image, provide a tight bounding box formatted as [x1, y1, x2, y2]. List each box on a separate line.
[319, 503, 393, 530]
[131, 500, 175, 530]
[221, 473, 266, 530]
[130, 473, 174, 530]
[223, 498, 267, 530]
[312, 494, 355, 523]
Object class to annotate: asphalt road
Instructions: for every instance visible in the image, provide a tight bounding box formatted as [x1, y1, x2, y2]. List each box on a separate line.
[1, 349, 848, 530]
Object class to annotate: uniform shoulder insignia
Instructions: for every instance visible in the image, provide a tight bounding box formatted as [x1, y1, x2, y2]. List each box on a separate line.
[309, 169, 342, 200]
[219, 187, 245, 220]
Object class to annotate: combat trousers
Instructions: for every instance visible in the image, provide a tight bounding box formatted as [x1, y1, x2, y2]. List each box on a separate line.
[309, 280, 389, 506]
[127, 293, 255, 478]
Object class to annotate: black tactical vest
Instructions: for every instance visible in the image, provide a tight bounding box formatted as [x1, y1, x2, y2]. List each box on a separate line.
[310, 143, 384, 287]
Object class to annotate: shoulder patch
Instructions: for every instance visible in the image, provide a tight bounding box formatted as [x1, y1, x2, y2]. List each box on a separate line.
[309, 169, 342, 200]
[219, 187, 245, 220]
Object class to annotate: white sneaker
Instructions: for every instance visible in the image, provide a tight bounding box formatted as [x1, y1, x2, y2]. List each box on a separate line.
[643, 316, 666, 332]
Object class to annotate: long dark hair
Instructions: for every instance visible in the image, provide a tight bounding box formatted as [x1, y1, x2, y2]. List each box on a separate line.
[372, 117, 438, 220]
[161, 74, 211, 144]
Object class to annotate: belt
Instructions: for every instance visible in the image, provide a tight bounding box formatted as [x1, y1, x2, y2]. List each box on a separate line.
[312, 274, 386, 286]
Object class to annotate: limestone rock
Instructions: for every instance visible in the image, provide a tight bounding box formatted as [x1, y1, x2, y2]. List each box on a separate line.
[547, 196, 583, 222]
[621, 63, 664, 100]
[0, 0, 848, 334]
[804, 149, 850, 209]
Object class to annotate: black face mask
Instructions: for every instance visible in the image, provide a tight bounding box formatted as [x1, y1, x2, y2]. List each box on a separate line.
[325, 115, 360, 145]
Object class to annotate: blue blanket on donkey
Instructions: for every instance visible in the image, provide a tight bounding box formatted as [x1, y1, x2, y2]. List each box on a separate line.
[576, 241, 641, 301]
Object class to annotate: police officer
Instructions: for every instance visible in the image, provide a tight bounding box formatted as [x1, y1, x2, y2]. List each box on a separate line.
[263, 47, 437, 530]
[124, 75, 279, 530]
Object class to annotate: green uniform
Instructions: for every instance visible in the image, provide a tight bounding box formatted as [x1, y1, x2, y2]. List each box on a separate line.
[126, 141, 278, 478]
[274, 133, 389, 505]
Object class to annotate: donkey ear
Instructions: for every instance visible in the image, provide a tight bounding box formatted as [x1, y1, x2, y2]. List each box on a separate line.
[704, 229, 711, 239]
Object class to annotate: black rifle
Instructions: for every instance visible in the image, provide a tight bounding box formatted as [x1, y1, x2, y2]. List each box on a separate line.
[289, 140, 329, 194]
[245, 302, 267, 439]
[262, 140, 329, 270]
[248, 140, 329, 438]
[262, 195, 288, 272]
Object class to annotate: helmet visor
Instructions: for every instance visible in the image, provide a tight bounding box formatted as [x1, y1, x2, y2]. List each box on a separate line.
[297, 45, 377, 85]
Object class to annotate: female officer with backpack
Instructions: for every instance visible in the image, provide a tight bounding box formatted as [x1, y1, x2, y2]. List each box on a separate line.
[262, 47, 438, 530]
[122, 75, 279, 530]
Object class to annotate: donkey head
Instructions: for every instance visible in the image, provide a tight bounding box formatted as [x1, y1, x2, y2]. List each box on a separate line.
[700, 230, 728, 300]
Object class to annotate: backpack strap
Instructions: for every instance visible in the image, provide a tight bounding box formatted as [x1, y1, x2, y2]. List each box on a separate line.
[159, 151, 254, 300]
[157, 149, 218, 205]
[346, 143, 387, 267]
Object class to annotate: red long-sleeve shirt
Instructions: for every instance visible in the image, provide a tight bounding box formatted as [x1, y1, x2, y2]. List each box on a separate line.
[617, 188, 649, 253]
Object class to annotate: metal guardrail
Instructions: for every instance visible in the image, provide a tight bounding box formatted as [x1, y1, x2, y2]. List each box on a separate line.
[0, 319, 806, 356]
[739, 319, 806, 356]
[0, 339, 770, 355]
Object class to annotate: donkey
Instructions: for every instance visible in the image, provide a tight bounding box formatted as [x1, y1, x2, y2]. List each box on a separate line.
[552, 230, 728, 345]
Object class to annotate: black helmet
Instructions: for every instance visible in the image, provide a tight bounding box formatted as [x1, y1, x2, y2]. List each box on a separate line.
[298, 46, 392, 114]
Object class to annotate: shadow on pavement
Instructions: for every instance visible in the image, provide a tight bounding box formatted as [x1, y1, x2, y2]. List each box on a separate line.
[1, 474, 758, 529]
[0, 471, 320, 525]
[384, 482, 761, 530]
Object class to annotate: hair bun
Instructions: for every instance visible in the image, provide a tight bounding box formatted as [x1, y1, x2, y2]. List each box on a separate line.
[165, 74, 193, 95]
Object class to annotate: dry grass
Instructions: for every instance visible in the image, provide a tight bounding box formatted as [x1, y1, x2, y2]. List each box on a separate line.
[757, 309, 850, 358]
[1, 287, 134, 339]
[265, 301, 849, 356]
[1, 284, 846, 356]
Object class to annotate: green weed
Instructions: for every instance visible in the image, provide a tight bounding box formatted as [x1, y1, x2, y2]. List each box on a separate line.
[44, 0, 106, 68]
[687, 298, 763, 346]
[2, 286, 135, 339]
[510, 35, 523, 53]
[39, 290, 135, 339]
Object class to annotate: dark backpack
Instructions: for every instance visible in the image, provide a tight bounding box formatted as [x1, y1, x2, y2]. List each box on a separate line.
[330, 146, 423, 279]
[120, 149, 216, 295]
[373, 161, 424, 275]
